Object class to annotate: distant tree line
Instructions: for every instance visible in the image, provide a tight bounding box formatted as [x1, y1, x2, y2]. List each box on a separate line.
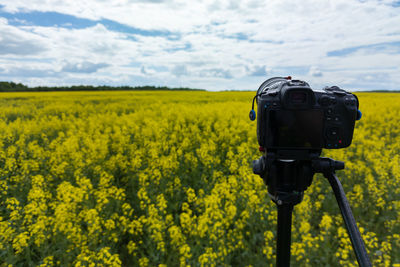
[0, 81, 204, 92]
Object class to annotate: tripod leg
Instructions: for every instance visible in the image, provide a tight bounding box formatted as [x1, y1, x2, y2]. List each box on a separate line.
[326, 172, 372, 267]
[277, 203, 293, 267]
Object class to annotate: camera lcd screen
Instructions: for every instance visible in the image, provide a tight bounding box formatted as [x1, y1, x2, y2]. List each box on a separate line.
[267, 110, 324, 148]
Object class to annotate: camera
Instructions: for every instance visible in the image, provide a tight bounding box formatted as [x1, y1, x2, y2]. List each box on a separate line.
[251, 77, 361, 150]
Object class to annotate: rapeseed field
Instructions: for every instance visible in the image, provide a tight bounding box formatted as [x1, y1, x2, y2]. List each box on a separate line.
[0, 91, 399, 266]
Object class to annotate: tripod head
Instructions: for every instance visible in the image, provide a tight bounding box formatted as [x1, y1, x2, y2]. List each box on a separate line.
[253, 149, 345, 205]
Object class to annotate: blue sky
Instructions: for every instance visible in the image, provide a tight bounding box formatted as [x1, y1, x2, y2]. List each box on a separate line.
[0, 0, 399, 91]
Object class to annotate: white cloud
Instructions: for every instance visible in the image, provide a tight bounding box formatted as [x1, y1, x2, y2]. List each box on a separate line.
[61, 61, 110, 73]
[171, 65, 188, 76]
[0, 0, 399, 90]
[309, 66, 323, 77]
[0, 18, 49, 55]
[198, 68, 232, 79]
[247, 65, 270, 77]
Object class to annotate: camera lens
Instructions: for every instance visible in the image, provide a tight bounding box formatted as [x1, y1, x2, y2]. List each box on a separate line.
[290, 91, 307, 104]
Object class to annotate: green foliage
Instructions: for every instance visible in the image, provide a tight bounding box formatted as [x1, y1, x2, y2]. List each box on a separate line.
[0, 81, 28, 91]
[0, 81, 204, 92]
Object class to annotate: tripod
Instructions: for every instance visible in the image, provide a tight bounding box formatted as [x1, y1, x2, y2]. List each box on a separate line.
[253, 150, 372, 267]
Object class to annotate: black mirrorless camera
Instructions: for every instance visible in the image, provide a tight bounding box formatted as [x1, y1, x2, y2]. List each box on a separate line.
[250, 77, 361, 150]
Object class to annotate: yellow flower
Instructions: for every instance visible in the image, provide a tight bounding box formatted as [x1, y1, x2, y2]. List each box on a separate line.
[13, 232, 29, 254]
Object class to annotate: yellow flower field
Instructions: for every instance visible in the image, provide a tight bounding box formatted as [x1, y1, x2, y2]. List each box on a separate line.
[0, 91, 399, 266]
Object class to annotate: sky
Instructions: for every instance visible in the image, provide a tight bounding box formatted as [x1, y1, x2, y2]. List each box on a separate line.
[0, 0, 399, 91]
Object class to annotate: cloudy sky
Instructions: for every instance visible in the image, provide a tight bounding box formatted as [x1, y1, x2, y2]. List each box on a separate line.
[0, 0, 399, 91]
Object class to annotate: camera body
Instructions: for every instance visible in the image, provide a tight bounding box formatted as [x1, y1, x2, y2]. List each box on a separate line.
[256, 77, 360, 150]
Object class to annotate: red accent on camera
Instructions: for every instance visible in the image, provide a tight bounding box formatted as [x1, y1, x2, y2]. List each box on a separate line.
[259, 146, 265, 152]
[286, 76, 292, 80]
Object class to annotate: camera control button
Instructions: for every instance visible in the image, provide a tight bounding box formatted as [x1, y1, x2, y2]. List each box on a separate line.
[326, 108, 333, 114]
[345, 98, 356, 105]
[319, 96, 330, 106]
[327, 127, 339, 139]
[267, 90, 278, 96]
[326, 116, 332, 121]
[334, 116, 340, 122]
[333, 90, 346, 96]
